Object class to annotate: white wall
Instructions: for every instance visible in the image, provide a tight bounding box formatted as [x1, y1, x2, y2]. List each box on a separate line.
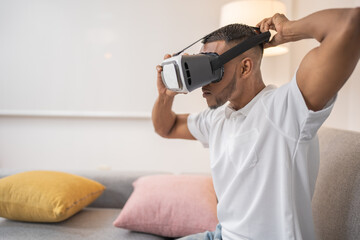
[0, 0, 230, 172]
[0, 116, 211, 173]
[0, 0, 220, 113]
[0, 0, 359, 172]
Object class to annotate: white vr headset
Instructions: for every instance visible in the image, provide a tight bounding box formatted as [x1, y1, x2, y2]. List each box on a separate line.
[161, 27, 270, 93]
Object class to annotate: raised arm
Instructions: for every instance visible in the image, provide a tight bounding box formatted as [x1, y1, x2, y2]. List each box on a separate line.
[152, 54, 195, 140]
[257, 8, 360, 111]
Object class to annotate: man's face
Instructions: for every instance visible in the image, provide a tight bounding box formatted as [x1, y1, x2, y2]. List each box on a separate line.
[200, 41, 239, 109]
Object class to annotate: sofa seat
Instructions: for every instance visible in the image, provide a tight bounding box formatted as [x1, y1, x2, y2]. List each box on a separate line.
[0, 207, 171, 240]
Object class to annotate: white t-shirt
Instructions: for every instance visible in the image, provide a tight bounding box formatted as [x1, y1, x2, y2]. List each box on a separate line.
[187, 74, 336, 240]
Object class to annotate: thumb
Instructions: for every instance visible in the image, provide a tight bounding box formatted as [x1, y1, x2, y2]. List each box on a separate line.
[265, 33, 283, 48]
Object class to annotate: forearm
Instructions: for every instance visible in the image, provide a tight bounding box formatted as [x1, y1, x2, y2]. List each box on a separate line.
[282, 8, 358, 43]
[152, 94, 177, 137]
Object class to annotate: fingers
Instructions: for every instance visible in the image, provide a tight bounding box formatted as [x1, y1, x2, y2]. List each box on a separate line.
[264, 18, 273, 31]
[257, 17, 273, 33]
[257, 13, 288, 32]
[156, 65, 163, 84]
[262, 18, 271, 32]
[156, 64, 166, 93]
[264, 32, 283, 48]
[157, 53, 171, 73]
[256, 13, 289, 48]
[256, 18, 267, 31]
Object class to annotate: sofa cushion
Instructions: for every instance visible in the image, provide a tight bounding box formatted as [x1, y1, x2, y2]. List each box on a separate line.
[113, 174, 218, 238]
[314, 128, 360, 239]
[0, 170, 166, 209]
[0, 171, 105, 222]
[77, 171, 166, 209]
[0, 207, 170, 240]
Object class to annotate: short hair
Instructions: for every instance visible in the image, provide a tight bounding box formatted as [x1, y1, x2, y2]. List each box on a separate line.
[202, 23, 264, 55]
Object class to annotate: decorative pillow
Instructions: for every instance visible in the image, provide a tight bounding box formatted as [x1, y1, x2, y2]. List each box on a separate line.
[0, 170, 105, 222]
[113, 174, 218, 237]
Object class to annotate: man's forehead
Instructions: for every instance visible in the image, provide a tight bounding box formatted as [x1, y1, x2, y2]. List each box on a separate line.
[200, 40, 229, 54]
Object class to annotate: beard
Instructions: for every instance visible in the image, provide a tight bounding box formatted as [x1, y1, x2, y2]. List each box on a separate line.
[209, 71, 237, 109]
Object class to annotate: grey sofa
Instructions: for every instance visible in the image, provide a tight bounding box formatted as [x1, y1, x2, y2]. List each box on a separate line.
[0, 171, 173, 240]
[313, 127, 360, 240]
[0, 127, 359, 240]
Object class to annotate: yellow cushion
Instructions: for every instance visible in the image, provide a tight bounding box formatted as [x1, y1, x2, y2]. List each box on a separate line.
[0, 170, 105, 222]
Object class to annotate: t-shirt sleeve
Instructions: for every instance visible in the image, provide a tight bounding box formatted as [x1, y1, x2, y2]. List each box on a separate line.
[263, 72, 337, 141]
[187, 108, 213, 148]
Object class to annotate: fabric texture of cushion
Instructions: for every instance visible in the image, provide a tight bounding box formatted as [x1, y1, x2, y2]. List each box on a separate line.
[0, 170, 105, 222]
[313, 128, 360, 239]
[113, 174, 218, 238]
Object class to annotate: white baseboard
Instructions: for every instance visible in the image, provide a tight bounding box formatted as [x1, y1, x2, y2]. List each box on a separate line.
[0, 110, 151, 119]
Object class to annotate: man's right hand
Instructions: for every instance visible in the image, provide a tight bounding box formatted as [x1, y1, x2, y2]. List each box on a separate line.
[152, 54, 195, 140]
[156, 54, 178, 97]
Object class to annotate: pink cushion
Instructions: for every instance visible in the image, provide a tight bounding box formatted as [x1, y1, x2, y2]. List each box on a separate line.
[113, 174, 218, 237]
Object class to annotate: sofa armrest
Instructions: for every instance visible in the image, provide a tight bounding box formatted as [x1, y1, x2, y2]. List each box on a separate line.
[314, 127, 360, 239]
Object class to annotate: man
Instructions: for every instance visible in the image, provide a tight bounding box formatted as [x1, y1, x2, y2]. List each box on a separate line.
[152, 8, 360, 240]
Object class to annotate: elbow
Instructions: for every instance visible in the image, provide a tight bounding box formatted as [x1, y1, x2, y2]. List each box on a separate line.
[152, 115, 168, 138]
[154, 128, 170, 138]
[153, 125, 173, 139]
[152, 112, 177, 139]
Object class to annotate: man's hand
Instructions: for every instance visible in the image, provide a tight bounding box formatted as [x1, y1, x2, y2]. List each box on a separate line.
[156, 54, 178, 97]
[256, 13, 292, 48]
[152, 54, 195, 140]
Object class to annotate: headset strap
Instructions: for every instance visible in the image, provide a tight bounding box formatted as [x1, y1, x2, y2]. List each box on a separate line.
[173, 27, 270, 67]
[210, 31, 271, 70]
[173, 35, 210, 56]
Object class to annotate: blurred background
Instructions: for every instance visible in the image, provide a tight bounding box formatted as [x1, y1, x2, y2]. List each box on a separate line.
[0, 0, 359, 173]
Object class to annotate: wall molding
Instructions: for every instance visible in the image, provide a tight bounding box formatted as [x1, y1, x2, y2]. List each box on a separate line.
[0, 110, 151, 119]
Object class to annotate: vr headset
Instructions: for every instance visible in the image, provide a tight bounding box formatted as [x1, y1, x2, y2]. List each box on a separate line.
[161, 27, 270, 93]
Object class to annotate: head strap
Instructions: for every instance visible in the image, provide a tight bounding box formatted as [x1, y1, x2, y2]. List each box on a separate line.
[210, 30, 270, 70]
[173, 27, 270, 70]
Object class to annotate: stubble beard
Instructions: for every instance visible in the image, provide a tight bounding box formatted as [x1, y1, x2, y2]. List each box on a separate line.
[209, 73, 237, 110]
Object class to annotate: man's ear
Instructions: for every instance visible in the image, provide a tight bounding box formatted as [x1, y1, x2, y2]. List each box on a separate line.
[240, 57, 253, 78]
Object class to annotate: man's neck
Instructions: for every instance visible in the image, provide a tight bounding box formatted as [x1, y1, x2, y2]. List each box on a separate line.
[228, 76, 266, 111]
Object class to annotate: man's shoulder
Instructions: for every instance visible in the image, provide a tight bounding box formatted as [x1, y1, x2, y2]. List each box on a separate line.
[195, 104, 227, 120]
[260, 75, 297, 105]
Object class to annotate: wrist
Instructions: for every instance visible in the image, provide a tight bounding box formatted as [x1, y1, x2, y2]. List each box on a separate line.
[284, 19, 317, 43]
[282, 20, 304, 42]
[158, 93, 175, 104]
